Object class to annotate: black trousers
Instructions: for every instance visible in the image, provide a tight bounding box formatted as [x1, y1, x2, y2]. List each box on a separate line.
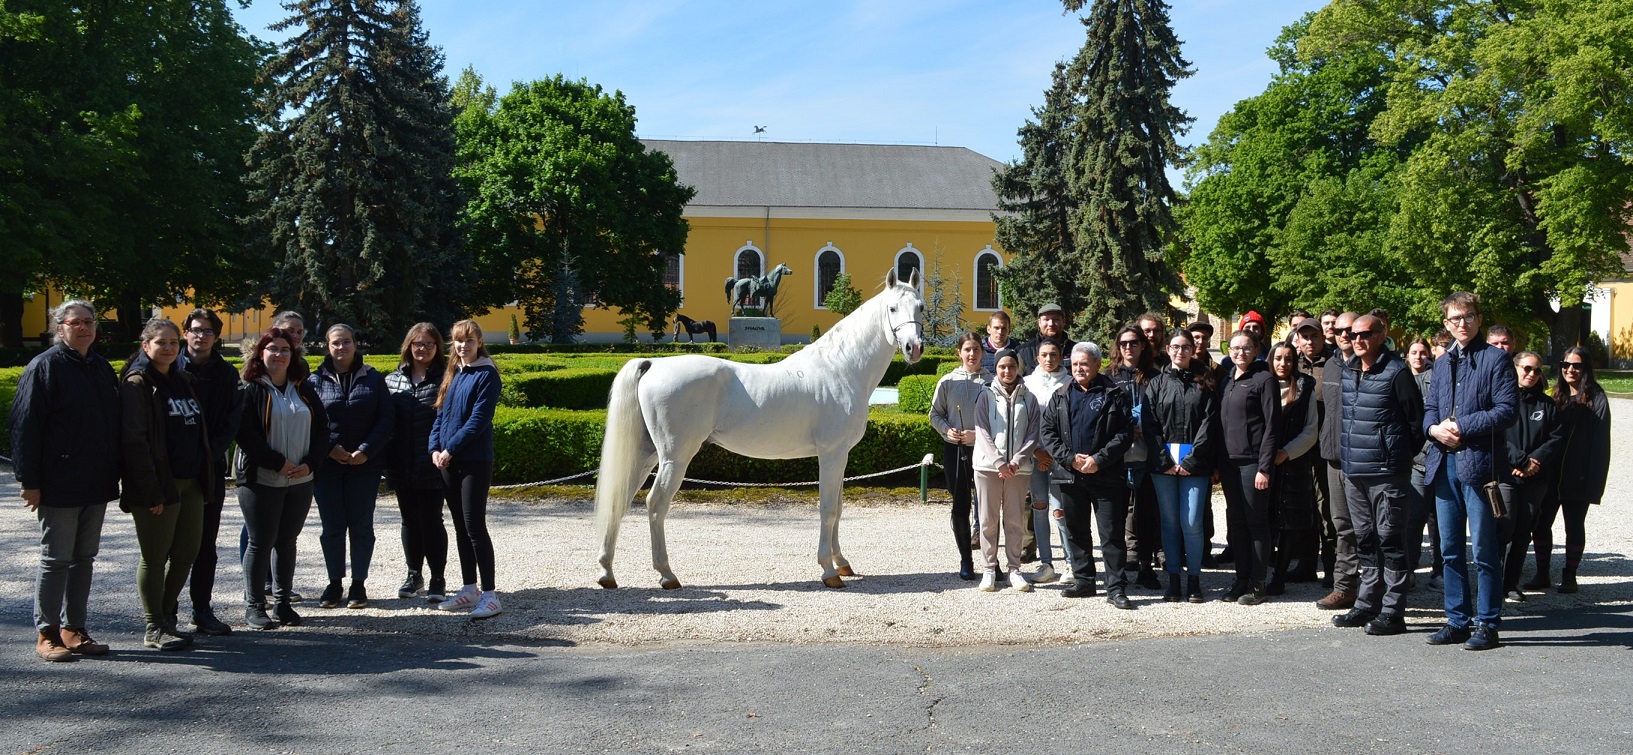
[239, 481, 314, 606]
[1220, 460, 1272, 585]
[442, 460, 496, 591]
[1498, 479, 1546, 592]
[188, 468, 227, 613]
[397, 487, 449, 580]
[1054, 477, 1127, 593]
[943, 442, 975, 563]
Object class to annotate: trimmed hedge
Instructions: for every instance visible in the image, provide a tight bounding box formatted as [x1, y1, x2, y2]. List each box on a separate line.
[502, 367, 619, 410]
[490, 405, 939, 485]
[896, 375, 938, 414]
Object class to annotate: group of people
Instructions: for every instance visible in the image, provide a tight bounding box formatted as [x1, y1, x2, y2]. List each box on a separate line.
[13, 301, 505, 660]
[930, 293, 1612, 650]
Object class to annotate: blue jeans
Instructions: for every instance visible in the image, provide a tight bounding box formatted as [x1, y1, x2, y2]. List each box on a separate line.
[1434, 459, 1503, 628]
[1028, 470, 1062, 568]
[314, 466, 382, 584]
[1150, 473, 1208, 576]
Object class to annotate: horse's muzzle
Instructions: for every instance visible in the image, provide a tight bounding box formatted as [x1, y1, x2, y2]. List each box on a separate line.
[902, 338, 923, 363]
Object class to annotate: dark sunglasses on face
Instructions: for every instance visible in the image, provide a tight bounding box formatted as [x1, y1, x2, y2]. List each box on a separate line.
[1334, 328, 1353, 338]
[1519, 365, 1541, 374]
[1351, 330, 1382, 340]
[1118, 340, 1140, 348]
[1560, 361, 1584, 371]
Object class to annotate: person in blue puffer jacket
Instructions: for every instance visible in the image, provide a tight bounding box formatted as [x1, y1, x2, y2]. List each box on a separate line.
[430, 319, 504, 619]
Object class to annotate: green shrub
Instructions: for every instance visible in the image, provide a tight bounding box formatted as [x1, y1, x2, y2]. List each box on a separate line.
[882, 353, 957, 385]
[504, 367, 620, 410]
[489, 406, 940, 484]
[896, 374, 938, 414]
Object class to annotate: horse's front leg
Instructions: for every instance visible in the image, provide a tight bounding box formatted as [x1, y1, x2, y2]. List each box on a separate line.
[817, 456, 849, 588]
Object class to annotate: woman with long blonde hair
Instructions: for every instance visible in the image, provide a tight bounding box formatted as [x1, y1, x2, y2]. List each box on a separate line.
[430, 320, 503, 618]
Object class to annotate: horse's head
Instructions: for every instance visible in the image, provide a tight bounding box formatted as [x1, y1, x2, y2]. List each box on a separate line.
[771, 263, 793, 279]
[882, 267, 924, 363]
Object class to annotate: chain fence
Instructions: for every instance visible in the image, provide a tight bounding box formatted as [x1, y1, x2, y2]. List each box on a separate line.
[493, 458, 940, 490]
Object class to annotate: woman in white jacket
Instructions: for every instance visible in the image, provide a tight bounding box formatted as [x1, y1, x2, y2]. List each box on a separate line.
[929, 333, 990, 580]
[973, 349, 1040, 591]
[1021, 341, 1071, 584]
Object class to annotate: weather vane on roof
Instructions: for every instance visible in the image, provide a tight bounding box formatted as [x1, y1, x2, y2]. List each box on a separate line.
[753, 125, 766, 140]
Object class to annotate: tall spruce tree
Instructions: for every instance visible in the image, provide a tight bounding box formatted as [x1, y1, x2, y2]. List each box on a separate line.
[1062, 0, 1192, 342]
[992, 63, 1083, 340]
[243, 0, 464, 344]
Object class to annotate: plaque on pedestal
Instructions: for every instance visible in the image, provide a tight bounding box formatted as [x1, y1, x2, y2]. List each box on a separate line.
[728, 317, 782, 349]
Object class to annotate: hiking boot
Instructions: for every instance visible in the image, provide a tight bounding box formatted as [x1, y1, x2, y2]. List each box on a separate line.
[1315, 590, 1356, 610]
[144, 623, 189, 651]
[192, 609, 233, 637]
[398, 570, 423, 599]
[60, 627, 109, 655]
[36, 628, 76, 662]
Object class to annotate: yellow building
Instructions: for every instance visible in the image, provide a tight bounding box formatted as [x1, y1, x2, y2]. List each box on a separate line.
[1592, 251, 1633, 367]
[476, 139, 1012, 343]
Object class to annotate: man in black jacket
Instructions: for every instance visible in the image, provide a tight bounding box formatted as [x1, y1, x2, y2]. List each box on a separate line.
[10, 300, 121, 661]
[178, 308, 242, 636]
[1315, 312, 1362, 609]
[1499, 350, 1565, 602]
[1330, 315, 1424, 636]
[1016, 303, 1074, 376]
[1040, 342, 1136, 609]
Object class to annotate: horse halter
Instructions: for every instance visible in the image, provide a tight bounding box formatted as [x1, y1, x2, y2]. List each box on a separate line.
[888, 317, 922, 346]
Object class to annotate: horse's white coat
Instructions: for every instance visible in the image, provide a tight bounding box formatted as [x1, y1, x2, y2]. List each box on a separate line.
[596, 269, 924, 588]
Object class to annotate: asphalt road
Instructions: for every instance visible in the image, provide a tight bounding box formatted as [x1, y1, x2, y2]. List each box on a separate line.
[6, 604, 1630, 754]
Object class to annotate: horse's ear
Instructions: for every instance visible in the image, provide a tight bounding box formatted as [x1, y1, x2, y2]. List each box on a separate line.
[887, 267, 898, 288]
[908, 268, 920, 290]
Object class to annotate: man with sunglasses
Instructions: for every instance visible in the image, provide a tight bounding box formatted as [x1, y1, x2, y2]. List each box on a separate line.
[1423, 291, 1518, 651]
[1330, 315, 1423, 636]
[1315, 312, 1362, 608]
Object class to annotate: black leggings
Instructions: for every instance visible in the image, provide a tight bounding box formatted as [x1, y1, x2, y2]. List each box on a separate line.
[1220, 460, 1272, 584]
[943, 441, 975, 563]
[442, 461, 496, 591]
[1533, 495, 1592, 574]
[397, 487, 448, 580]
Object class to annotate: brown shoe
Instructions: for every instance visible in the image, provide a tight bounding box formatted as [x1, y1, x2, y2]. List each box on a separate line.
[1315, 590, 1356, 610]
[36, 628, 76, 662]
[61, 627, 110, 656]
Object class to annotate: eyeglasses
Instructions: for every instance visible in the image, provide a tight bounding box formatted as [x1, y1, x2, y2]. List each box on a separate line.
[264, 347, 292, 357]
[1560, 362, 1584, 371]
[410, 341, 437, 350]
[1333, 328, 1353, 339]
[1167, 344, 1193, 352]
[187, 328, 216, 337]
[1445, 313, 1479, 326]
[1518, 365, 1541, 374]
[1228, 345, 1255, 353]
[1117, 340, 1140, 349]
[62, 318, 95, 329]
[1351, 330, 1383, 341]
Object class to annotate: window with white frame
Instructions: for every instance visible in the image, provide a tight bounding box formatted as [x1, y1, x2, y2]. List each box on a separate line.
[975, 247, 1002, 311]
[814, 244, 844, 309]
[894, 244, 923, 286]
[733, 242, 765, 309]
[662, 252, 683, 304]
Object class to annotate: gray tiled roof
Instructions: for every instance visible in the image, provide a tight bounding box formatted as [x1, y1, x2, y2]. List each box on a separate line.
[641, 140, 1004, 211]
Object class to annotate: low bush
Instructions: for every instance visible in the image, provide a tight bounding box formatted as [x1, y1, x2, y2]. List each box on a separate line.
[896, 374, 938, 414]
[503, 367, 620, 410]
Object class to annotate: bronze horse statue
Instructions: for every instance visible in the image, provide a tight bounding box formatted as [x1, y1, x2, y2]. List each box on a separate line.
[724, 263, 793, 317]
[672, 314, 717, 343]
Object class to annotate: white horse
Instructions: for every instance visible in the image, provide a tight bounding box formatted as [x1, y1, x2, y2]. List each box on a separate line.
[596, 268, 924, 589]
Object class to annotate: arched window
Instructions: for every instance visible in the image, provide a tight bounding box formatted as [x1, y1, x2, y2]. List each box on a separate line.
[894, 244, 923, 286]
[814, 244, 844, 309]
[975, 247, 1002, 311]
[733, 242, 766, 310]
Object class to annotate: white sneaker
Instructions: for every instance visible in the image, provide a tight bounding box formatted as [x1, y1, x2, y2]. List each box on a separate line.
[978, 569, 997, 592]
[1031, 563, 1058, 584]
[469, 591, 502, 619]
[1009, 569, 1032, 592]
[437, 584, 479, 612]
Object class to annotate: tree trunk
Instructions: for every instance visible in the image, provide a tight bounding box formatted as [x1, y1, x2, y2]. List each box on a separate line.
[0, 290, 23, 347]
[1547, 303, 1584, 362]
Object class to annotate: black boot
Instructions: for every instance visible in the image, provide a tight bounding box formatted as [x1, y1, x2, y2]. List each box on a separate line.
[1223, 578, 1249, 602]
[1163, 573, 1182, 602]
[1237, 582, 1268, 606]
[1187, 575, 1204, 603]
[1558, 568, 1578, 594]
[958, 557, 976, 581]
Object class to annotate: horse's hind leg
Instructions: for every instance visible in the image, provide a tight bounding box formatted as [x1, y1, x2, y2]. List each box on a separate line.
[598, 454, 656, 588]
[647, 456, 692, 589]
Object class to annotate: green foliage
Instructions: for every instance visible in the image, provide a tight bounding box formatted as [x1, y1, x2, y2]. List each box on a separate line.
[507, 314, 521, 343]
[0, 0, 264, 343]
[455, 73, 695, 341]
[821, 272, 864, 315]
[618, 312, 641, 347]
[921, 247, 969, 347]
[810, 324, 821, 341]
[491, 407, 605, 482]
[993, 63, 1081, 340]
[896, 375, 938, 414]
[502, 367, 618, 410]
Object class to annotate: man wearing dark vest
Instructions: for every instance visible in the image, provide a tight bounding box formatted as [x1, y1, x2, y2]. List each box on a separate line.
[1330, 315, 1423, 635]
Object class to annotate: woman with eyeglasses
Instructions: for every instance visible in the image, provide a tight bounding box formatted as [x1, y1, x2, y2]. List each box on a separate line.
[1108, 325, 1162, 591]
[385, 323, 450, 603]
[309, 324, 395, 611]
[1219, 330, 1282, 604]
[1144, 331, 1218, 602]
[1530, 347, 1611, 594]
[235, 328, 327, 629]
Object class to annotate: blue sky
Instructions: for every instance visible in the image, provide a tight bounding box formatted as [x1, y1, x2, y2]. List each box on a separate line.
[231, 0, 1328, 166]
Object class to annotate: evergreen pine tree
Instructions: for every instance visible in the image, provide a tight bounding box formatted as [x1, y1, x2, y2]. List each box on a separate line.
[1062, 0, 1192, 342]
[243, 0, 465, 343]
[992, 63, 1083, 340]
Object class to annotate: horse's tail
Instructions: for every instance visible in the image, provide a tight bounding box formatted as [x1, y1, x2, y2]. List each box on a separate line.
[705, 322, 716, 342]
[595, 358, 652, 587]
[723, 277, 735, 305]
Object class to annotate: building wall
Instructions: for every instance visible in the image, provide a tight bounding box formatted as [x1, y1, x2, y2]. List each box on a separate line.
[1596, 280, 1632, 366]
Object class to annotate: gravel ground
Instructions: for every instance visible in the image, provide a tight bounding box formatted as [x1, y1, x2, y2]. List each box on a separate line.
[3, 397, 1627, 649]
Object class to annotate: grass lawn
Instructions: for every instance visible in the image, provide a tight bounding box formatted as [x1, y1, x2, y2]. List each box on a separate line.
[1600, 370, 1632, 395]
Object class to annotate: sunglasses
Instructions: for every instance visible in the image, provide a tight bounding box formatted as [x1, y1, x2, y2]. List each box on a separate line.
[1560, 362, 1584, 371]
[1351, 330, 1383, 341]
[1117, 340, 1141, 348]
[1519, 365, 1541, 374]
[1334, 328, 1354, 338]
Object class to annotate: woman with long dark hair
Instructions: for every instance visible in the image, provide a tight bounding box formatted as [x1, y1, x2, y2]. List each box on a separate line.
[1531, 346, 1611, 593]
[1144, 331, 1218, 603]
[385, 323, 450, 602]
[236, 328, 328, 629]
[1108, 324, 1162, 590]
[119, 318, 215, 650]
[1218, 330, 1281, 605]
[431, 320, 504, 618]
[309, 324, 394, 610]
[929, 332, 990, 580]
[1266, 341, 1319, 596]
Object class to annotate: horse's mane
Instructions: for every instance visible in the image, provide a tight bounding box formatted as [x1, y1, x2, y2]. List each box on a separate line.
[792, 276, 913, 369]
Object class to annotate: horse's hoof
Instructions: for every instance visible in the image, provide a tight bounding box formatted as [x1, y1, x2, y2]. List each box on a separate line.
[598, 576, 618, 589]
[822, 575, 847, 589]
[660, 578, 682, 590]
[836, 565, 856, 577]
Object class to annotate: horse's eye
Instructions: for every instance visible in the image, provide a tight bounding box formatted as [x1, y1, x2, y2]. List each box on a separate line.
[888, 306, 896, 313]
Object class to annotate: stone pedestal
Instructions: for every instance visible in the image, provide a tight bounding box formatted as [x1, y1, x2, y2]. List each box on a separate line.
[728, 317, 782, 348]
